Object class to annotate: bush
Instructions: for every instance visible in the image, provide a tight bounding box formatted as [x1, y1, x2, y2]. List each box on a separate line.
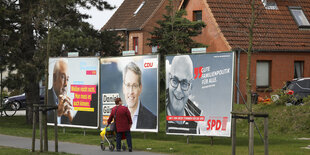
[271, 89, 298, 105]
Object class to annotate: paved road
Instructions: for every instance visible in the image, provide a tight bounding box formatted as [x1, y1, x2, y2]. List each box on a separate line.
[0, 134, 164, 155]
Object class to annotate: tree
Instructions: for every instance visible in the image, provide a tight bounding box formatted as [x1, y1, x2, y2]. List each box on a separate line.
[1, 0, 119, 123]
[148, 0, 206, 112]
[148, 0, 206, 55]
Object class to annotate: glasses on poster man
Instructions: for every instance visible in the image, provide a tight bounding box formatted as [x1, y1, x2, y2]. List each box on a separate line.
[169, 75, 191, 91]
[124, 82, 140, 90]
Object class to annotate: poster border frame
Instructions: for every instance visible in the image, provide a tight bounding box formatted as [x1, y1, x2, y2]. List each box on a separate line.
[165, 51, 235, 137]
[47, 56, 100, 129]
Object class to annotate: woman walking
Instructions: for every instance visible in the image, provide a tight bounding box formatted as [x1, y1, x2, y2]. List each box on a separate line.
[107, 97, 133, 152]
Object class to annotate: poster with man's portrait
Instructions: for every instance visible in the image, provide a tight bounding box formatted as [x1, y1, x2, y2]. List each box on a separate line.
[100, 55, 159, 132]
[47, 57, 99, 128]
[165, 52, 234, 137]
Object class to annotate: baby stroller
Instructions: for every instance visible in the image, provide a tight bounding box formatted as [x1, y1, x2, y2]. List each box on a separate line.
[100, 125, 127, 151]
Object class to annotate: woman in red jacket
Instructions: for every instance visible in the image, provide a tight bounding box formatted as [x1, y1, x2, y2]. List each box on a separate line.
[108, 97, 133, 152]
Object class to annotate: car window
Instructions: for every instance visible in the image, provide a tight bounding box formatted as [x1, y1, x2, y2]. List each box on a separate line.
[297, 80, 310, 89]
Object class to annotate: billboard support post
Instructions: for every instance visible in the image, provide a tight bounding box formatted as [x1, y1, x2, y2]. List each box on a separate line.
[211, 137, 214, 145]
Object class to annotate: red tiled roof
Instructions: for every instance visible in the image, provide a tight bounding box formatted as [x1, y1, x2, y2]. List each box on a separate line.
[207, 0, 310, 51]
[102, 0, 164, 30]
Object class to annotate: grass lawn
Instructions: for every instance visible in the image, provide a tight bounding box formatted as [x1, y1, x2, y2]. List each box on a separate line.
[0, 104, 309, 154]
[0, 146, 71, 155]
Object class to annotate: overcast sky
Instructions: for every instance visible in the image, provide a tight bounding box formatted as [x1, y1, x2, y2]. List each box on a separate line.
[79, 0, 124, 30]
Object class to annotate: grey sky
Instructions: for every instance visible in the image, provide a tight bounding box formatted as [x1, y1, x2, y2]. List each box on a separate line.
[79, 0, 124, 30]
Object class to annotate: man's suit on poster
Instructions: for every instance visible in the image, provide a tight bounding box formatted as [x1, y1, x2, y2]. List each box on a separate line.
[47, 88, 70, 124]
[136, 102, 157, 129]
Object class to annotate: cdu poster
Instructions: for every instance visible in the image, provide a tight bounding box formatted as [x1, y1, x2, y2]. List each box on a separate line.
[100, 55, 159, 132]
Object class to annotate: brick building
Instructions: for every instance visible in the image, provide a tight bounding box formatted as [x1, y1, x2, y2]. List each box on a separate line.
[103, 0, 310, 103]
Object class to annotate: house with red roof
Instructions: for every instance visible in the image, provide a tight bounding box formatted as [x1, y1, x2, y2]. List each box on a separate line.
[103, 0, 310, 103]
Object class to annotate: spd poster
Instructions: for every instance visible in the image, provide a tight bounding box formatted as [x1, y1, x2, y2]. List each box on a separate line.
[165, 52, 234, 137]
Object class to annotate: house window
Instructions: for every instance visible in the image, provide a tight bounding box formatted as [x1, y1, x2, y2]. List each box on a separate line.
[261, 0, 278, 10]
[289, 6, 310, 28]
[134, 1, 145, 16]
[133, 37, 138, 53]
[294, 61, 304, 79]
[256, 61, 271, 88]
[193, 10, 202, 21]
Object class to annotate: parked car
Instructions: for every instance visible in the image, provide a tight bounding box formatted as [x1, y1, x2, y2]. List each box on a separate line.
[282, 78, 310, 105]
[2, 87, 45, 110]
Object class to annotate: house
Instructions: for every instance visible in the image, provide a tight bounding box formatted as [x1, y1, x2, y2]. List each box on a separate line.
[102, 0, 181, 54]
[102, 0, 310, 103]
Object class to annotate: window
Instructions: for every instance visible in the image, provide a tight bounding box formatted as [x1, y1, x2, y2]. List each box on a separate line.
[261, 0, 278, 10]
[294, 61, 304, 79]
[133, 37, 138, 53]
[193, 10, 202, 21]
[133, 1, 145, 16]
[256, 61, 271, 87]
[289, 6, 310, 28]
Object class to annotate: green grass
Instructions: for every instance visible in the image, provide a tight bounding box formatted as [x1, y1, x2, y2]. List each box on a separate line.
[0, 146, 71, 155]
[0, 104, 310, 154]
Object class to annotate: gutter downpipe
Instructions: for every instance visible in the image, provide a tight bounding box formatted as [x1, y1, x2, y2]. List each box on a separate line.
[237, 50, 240, 104]
[125, 30, 129, 51]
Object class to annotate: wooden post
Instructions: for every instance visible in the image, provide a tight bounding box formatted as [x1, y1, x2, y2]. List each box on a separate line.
[31, 106, 36, 152]
[54, 109, 58, 152]
[232, 115, 236, 155]
[249, 114, 254, 155]
[39, 108, 43, 152]
[211, 137, 214, 145]
[43, 110, 48, 152]
[187, 136, 189, 144]
[264, 117, 268, 155]
[144, 133, 146, 139]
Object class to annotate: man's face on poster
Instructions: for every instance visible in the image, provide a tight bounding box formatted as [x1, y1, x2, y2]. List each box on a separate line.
[53, 61, 69, 97]
[123, 69, 142, 108]
[168, 58, 192, 114]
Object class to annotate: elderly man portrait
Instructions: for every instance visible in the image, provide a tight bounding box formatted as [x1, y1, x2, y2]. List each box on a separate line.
[122, 62, 156, 129]
[47, 59, 73, 124]
[166, 55, 201, 134]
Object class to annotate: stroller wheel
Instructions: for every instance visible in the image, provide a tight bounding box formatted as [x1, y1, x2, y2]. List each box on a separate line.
[109, 144, 115, 151]
[122, 144, 126, 151]
[100, 143, 105, 151]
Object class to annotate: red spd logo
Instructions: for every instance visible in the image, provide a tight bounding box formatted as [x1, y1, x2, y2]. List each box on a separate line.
[143, 58, 158, 69]
[206, 117, 228, 131]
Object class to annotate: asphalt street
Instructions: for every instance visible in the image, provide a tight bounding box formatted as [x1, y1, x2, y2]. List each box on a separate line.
[0, 110, 164, 155]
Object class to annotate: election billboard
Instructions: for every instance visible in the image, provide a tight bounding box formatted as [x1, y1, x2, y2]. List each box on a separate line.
[47, 57, 99, 128]
[100, 55, 159, 132]
[165, 52, 234, 137]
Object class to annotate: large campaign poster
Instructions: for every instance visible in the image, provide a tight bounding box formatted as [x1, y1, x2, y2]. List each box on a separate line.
[47, 57, 99, 128]
[100, 55, 159, 132]
[165, 52, 234, 137]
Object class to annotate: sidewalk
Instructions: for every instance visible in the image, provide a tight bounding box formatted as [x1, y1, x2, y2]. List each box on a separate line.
[0, 134, 163, 155]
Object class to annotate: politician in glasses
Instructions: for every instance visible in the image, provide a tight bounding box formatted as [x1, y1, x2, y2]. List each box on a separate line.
[166, 55, 201, 134]
[123, 62, 156, 130]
